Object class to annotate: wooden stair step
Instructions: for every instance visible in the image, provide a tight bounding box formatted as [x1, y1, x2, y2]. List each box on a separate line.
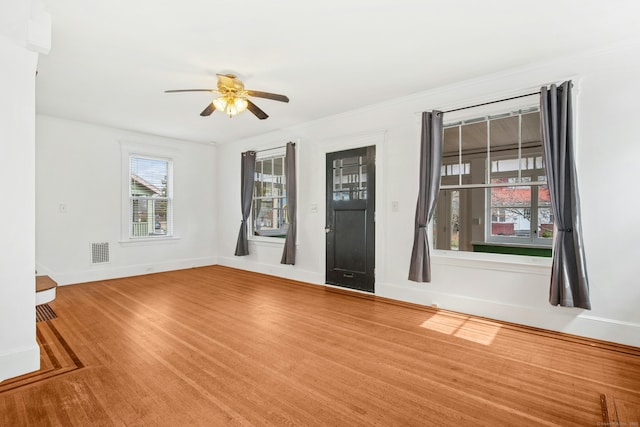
[36, 275, 57, 293]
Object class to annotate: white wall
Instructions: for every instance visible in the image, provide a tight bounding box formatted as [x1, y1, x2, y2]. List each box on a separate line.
[216, 41, 640, 347]
[36, 116, 217, 285]
[0, 0, 47, 381]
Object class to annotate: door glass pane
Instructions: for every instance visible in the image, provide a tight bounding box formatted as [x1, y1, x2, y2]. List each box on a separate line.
[333, 155, 367, 201]
[333, 168, 342, 192]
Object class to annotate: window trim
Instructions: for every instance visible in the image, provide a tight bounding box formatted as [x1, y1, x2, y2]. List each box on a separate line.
[119, 142, 178, 244]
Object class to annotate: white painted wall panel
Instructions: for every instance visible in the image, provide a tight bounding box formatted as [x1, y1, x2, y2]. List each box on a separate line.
[35, 116, 218, 285]
[215, 42, 640, 347]
[0, 35, 40, 381]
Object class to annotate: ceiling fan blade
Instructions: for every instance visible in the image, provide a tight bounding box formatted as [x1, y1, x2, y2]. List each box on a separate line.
[246, 100, 269, 120]
[165, 89, 216, 93]
[200, 103, 216, 117]
[246, 90, 289, 103]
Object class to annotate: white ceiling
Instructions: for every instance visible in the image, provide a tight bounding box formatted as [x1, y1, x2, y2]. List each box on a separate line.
[36, 0, 640, 144]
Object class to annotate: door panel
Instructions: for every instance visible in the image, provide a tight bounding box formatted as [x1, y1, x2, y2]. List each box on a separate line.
[334, 209, 366, 272]
[326, 146, 375, 292]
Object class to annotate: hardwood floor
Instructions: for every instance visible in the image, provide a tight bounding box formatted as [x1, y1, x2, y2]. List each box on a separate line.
[1, 265, 639, 426]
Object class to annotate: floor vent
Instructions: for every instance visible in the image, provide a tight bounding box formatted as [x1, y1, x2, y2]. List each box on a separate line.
[36, 303, 57, 322]
[91, 242, 110, 264]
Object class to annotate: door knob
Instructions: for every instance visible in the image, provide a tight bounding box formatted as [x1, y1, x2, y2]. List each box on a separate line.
[325, 227, 331, 234]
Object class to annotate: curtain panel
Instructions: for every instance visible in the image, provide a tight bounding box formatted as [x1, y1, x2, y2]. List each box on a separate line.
[234, 151, 256, 256]
[281, 142, 297, 265]
[540, 81, 590, 309]
[408, 111, 443, 282]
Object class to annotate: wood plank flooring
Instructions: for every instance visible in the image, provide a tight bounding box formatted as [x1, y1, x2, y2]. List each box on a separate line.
[1, 265, 639, 426]
[0, 321, 82, 394]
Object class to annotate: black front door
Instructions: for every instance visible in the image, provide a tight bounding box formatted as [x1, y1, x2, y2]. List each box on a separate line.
[326, 146, 375, 292]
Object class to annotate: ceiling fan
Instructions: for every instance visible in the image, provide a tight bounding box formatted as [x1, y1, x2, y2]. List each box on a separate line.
[165, 73, 289, 120]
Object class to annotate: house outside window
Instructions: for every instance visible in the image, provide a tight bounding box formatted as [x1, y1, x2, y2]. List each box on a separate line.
[252, 149, 288, 238]
[433, 109, 553, 255]
[129, 155, 172, 238]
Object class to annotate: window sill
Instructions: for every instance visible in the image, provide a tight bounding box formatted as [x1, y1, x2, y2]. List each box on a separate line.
[119, 236, 181, 247]
[249, 236, 286, 247]
[472, 241, 552, 258]
[474, 241, 551, 249]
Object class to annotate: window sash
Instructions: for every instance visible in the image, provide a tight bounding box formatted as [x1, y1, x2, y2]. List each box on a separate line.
[443, 110, 541, 187]
[251, 150, 287, 239]
[435, 107, 553, 252]
[485, 185, 551, 246]
[128, 155, 173, 239]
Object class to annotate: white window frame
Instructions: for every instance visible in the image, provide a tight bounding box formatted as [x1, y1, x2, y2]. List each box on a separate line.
[436, 105, 553, 255]
[249, 147, 288, 244]
[120, 142, 177, 244]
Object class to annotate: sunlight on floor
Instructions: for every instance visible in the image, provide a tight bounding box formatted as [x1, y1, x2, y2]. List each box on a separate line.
[420, 312, 502, 346]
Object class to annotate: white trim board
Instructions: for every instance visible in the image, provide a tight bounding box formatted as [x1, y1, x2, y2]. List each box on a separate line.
[38, 256, 217, 286]
[210, 260, 640, 348]
[376, 281, 640, 348]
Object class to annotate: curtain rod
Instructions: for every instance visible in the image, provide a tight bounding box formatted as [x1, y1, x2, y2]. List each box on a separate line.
[441, 91, 540, 115]
[255, 145, 286, 152]
[252, 143, 292, 154]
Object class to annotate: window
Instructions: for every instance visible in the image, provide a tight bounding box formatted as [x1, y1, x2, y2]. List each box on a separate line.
[129, 155, 172, 238]
[252, 150, 288, 238]
[433, 109, 553, 255]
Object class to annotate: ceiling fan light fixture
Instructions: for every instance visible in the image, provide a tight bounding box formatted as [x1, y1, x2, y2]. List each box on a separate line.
[212, 96, 228, 112]
[232, 96, 248, 114]
[213, 95, 248, 117]
[165, 73, 287, 120]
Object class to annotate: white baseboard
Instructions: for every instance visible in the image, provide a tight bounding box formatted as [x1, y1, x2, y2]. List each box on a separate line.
[376, 281, 640, 348]
[217, 256, 325, 285]
[37, 256, 218, 286]
[0, 344, 40, 383]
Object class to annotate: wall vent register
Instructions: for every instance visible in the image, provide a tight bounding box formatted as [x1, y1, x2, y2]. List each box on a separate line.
[91, 242, 110, 264]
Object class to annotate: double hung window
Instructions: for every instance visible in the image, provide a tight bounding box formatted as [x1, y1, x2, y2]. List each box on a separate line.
[129, 155, 173, 238]
[433, 109, 553, 254]
[252, 150, 288, 238]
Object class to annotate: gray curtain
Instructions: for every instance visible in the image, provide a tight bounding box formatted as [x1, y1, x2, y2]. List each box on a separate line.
[281, 142, 297, 265]
[234, 151, 256, 256]
[408, 111, 443, 282]
[540, 81, 590, 309]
